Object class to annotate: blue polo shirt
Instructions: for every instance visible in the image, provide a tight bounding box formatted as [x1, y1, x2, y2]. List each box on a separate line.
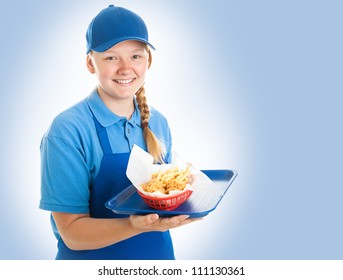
[39, 89, 172, 217]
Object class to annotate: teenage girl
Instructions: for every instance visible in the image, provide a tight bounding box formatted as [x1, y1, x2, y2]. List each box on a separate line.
[39, 5, 200, 260]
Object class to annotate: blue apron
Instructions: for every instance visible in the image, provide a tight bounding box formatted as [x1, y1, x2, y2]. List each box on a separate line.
[55, 115, 175, 260]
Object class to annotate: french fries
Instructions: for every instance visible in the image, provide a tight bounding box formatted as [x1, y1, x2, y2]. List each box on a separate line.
[141, 166, 191, 194]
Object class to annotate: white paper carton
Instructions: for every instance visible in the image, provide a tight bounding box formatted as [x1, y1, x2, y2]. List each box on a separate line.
[126, 145, 214, 198]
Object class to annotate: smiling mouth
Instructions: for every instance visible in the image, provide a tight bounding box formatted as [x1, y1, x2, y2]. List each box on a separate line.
[113, 78, 135, 84]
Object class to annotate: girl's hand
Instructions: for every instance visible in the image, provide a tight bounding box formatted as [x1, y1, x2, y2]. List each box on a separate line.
[130, 214, 202, 232]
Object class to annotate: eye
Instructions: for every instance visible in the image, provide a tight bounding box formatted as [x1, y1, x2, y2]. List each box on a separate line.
[132, 55, 141, 59]
[106, 56, 117, 61]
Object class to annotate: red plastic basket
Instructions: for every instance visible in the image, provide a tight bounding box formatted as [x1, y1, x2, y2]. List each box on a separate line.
[138, 190, 193, 211]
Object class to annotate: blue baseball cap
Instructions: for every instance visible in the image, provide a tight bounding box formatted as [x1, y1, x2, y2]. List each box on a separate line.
[86, 5, 155, 54]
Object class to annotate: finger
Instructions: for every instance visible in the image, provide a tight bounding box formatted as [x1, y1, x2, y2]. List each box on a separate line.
[179, 217, 203, 226]
[130, 214, 159, 228]
[189, 217, 204, 222]
[147, 214, 160, 223]
[159, 215, 190, 228]
[169, 215, 190, 225]
[176, 214, 190, 220]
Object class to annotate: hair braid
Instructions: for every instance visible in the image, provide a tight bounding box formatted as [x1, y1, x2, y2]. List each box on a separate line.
[135, 86, 165, 163]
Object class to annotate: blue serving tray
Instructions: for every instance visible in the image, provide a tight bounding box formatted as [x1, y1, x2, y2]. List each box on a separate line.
[105, 169, 237, 218]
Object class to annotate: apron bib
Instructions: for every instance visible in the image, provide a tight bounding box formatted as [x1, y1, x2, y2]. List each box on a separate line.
[55, 115, 175, 260]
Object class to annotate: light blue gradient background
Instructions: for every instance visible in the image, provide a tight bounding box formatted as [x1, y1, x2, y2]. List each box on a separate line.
[0, 0, 342, 259]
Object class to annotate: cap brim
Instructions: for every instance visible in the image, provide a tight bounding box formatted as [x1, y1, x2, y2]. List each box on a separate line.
[88, 37, 155, 53]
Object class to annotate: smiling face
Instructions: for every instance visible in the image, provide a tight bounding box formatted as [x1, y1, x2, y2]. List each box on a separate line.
[87, 40, 150, 111]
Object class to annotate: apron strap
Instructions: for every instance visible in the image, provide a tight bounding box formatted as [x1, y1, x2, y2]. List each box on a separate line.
[92, 116, 113, 155]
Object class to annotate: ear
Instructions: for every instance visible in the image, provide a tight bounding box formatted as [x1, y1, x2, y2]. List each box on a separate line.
[86, 54, 96, 74]
[147, 48, 152, 69]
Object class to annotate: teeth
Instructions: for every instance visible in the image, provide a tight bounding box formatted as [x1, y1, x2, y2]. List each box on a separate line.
[115, 79, 134, 84]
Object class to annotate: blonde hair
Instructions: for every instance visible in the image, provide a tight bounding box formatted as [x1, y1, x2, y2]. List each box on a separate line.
[135, 48, 165, 163]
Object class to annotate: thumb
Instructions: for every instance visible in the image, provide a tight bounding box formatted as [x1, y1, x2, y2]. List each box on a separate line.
[130, 214, 159, 228]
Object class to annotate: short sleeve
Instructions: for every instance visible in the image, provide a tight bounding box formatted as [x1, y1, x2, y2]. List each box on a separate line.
[39, 135, 91, 214]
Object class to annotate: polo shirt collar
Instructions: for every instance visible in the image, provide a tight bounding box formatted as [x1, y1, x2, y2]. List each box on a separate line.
[86, 89, 141, 127]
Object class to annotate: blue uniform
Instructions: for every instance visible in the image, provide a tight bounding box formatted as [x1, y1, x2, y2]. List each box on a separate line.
[39, 89, 175, 259]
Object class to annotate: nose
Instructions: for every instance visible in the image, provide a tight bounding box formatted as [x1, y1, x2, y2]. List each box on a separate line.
[117, 59, 131, 75]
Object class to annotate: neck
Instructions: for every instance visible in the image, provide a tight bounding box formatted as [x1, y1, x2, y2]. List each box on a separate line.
[97, 88, 135, 119]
